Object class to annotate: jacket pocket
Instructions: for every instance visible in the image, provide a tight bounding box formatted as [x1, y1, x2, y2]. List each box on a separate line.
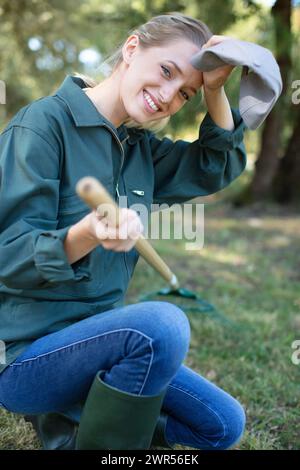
[50, 189, 114, 298]
[57, 179, 114, 224]
[39, 244, 108, 299]
[123, 185, 153, 281]
[126, 184, 153, 227]
[127, 183, 153, 232]
[58, 192, 89, 215]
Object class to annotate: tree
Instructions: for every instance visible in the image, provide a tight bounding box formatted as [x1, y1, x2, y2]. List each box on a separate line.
[273, 105, 300, 204]
[237, 0, 293, 204]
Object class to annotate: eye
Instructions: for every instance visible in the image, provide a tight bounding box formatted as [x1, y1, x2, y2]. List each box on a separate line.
[181, 91, 190, 101]
[161, 65, 171, 78]
[161, 65, 190, 101]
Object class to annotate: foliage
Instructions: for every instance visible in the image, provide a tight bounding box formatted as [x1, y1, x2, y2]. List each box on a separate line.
[0, 0, 269, 142]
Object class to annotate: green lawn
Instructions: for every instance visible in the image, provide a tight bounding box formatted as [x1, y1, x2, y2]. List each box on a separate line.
[1, 201, 299, 450]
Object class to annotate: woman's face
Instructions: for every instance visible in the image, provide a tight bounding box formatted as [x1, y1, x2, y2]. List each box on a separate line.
[119, 35, 204, 123]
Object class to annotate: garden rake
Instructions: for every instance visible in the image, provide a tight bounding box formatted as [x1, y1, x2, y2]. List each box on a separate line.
[76, 176, 235, 326]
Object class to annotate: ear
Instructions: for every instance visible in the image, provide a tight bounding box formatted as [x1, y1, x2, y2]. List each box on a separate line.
[122, 34, 140, 64]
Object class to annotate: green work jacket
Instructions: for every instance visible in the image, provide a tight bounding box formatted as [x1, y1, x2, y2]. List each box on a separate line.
[0, 75, 247, 373]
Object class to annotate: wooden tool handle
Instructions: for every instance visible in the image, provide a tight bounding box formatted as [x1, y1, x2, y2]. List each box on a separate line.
[76, 176, 179, 289]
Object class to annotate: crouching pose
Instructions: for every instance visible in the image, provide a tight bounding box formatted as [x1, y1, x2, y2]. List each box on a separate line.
[0, 12, 246, 450]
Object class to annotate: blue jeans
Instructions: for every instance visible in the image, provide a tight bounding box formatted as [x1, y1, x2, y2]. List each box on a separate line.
[0, 301, 245, 450]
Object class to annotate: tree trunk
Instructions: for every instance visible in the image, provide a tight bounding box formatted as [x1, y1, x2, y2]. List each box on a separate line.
[249, 104, 283, 200]
[236, 0, 292, 204]
[273, 107, 300, 204]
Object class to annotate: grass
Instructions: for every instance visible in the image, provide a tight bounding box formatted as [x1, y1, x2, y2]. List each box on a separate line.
[0, 200, 299, 450]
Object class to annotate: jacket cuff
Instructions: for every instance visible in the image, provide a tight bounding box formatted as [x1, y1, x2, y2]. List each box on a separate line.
[198, 108, 246, 151]
[34, 226, 91, 284]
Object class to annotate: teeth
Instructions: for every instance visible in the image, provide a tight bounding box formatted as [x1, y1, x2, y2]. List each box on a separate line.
[144, 91, 158, 111]
[143, 91, 159, 111]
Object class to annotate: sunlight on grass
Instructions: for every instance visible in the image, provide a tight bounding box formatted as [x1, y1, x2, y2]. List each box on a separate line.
[264, 235, 291, 248]
[197, 246, 248, 266]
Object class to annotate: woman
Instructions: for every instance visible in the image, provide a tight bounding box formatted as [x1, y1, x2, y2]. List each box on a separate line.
[0, 13, 247, 450]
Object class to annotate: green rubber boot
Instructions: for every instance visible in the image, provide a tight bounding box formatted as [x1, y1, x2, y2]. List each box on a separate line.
[150, 411, 174, 449]
[24, 377, 172, 450]
[75, 370, 168, 450]
[25, 408, 173, 450]
[24, 412, 78, 450]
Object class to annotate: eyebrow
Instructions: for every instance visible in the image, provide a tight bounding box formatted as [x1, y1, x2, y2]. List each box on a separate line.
[166, 60, 198, 95]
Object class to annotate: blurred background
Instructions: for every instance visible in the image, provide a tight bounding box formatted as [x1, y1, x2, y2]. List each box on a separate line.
[0, 0, 299, 450]
[1, 0, 300, 207]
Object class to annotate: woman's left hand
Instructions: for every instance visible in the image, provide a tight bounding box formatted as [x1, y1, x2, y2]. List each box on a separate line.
[201, 35, 235, 91]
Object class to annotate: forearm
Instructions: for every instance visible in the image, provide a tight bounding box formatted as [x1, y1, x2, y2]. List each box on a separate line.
[64, 213, 99, 265]
[203, 85, 235, 131]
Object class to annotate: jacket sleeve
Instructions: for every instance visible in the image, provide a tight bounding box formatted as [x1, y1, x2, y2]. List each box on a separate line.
[0, 126, 89, 289]
[147, 108, 247, 205]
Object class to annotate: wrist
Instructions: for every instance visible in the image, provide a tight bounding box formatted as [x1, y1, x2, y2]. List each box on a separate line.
[203, 85, 235, 131]
[63, 213, 99, 265]
[203, 84, 224, 96]
[78, 213, 98, 242]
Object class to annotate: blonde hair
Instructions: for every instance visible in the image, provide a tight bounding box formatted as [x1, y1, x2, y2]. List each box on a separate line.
[74, 12, 213, 133]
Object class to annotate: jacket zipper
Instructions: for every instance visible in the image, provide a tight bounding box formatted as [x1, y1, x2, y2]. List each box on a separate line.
[116, 183, 120, 199]
[102, 125, 131, 281]
[102, 124, 129, 202]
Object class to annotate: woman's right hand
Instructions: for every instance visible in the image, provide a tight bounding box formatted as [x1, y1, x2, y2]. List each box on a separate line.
[87, 207, 144, 252]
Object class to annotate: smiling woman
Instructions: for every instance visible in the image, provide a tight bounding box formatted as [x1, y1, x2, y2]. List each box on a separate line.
[0, 11, 247, 451]
[75, 12, 213, 133]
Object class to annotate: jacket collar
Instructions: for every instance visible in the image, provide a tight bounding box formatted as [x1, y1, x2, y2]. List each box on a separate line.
[55, 75, 144, 144]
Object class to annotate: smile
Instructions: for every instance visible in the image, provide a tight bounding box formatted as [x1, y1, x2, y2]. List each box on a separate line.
[143, 90, 160, 113]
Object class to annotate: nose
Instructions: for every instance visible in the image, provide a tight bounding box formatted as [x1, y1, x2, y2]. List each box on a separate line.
[159, 85, 178, 106]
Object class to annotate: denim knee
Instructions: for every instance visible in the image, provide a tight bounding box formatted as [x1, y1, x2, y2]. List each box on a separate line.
[216, 399, 246, 450]
[140, 301, 191, 373]
[147, 301, 190, 349]
[191, 396, 246, 450]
